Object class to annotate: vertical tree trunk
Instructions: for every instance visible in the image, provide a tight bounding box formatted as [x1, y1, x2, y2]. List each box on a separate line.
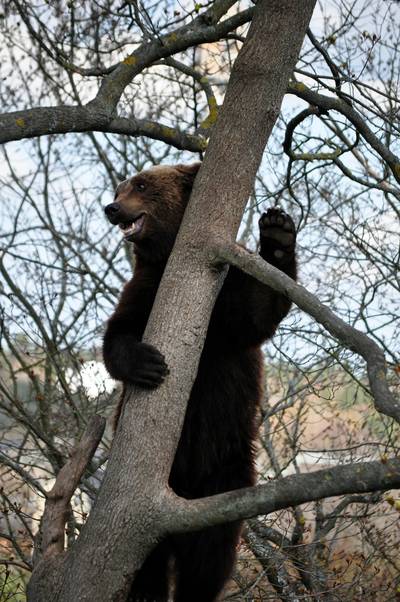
[27, 1, 316, 600]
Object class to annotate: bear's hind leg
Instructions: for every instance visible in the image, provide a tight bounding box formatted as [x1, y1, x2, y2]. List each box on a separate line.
[172, 522, 241, 602]
[128, 540, 171, 602]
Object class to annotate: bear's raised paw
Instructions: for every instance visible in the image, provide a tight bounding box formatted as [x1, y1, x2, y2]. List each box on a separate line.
[259, 208, 296, 261]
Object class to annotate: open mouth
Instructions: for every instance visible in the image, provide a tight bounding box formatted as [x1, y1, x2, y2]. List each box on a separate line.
[118, 214, 146, 239]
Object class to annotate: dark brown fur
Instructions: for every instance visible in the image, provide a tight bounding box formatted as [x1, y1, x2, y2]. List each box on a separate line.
[103, 163, 297, 602]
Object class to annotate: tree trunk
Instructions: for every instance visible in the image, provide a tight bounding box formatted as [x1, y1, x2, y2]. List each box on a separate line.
[27, 1, 316, 600]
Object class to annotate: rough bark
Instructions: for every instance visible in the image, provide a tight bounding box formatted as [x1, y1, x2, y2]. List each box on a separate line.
[33, 416, 106, 566]
[163, 458, 400, 533]
[27, 1, 316, 600]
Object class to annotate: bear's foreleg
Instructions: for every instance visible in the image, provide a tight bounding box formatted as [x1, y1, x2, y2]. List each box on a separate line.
[103, 318, 168, 388]
[215, 207, 297, 346]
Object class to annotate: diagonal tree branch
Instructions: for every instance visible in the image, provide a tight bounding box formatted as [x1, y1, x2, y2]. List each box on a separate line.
[91, 4, 253, 113]
[214, 242, 400, 422]
[32, 416, 105, 567]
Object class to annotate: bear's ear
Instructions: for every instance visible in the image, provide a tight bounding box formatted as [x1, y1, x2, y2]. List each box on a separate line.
[175, 162, 201, 187]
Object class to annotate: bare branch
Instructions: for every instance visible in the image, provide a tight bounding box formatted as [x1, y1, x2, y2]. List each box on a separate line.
[0, 6, 254, 146]
[214, 242, 400, 422]
[33, 416, 105, 566]
[244, 524, 301, 602]
[288, 82, 400, 184]
[0, 451, 47, 497]
[165, 459, 400, 533]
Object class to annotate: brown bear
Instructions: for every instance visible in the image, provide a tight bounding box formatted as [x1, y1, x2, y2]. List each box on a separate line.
[103, 163, 297, 602]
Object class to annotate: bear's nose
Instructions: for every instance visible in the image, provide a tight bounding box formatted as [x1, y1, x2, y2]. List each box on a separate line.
[104, 202, 120, 218]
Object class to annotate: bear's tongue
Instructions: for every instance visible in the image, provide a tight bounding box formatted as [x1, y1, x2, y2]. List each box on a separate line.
[119, 214, 145, 238]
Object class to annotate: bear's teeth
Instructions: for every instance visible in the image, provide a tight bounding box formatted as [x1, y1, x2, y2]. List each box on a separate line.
[119, 222, 134, 232]
[118, 215, 145, 237]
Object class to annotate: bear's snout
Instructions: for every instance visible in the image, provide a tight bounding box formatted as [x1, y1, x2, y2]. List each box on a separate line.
[104, 202, 121, 223]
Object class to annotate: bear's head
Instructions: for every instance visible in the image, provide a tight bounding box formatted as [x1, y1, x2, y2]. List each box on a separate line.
[104, 163, 200, 262]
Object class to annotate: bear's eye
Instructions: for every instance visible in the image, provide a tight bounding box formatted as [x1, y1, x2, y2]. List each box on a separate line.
[134, 180, 146, 192]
